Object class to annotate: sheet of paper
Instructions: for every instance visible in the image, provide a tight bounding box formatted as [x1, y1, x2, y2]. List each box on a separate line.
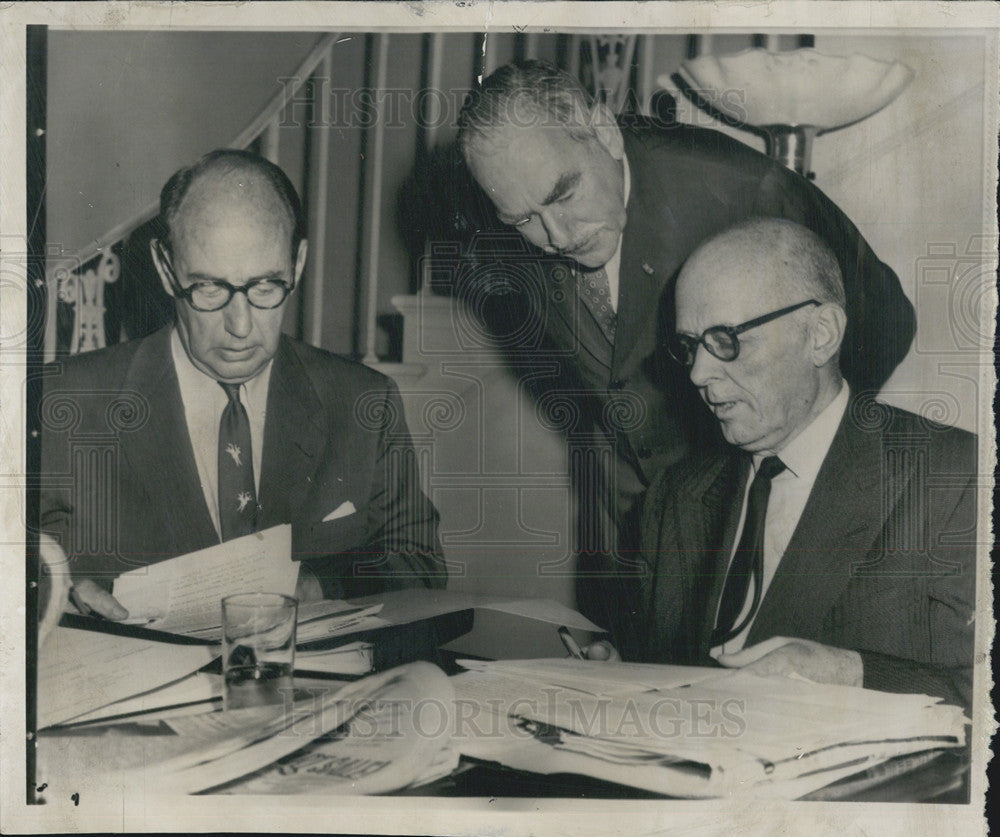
[295, 601, 384, 644]
[112, 524, 297, 634]
[296, 641, 374, 675]
[63, 672, 222, 726]
[149, 662, 453, 795]
[457, 658, 723, 694]
[37, 626, 217, 728]
[351, 588, 604, 632]
[449, 662, 968, 798]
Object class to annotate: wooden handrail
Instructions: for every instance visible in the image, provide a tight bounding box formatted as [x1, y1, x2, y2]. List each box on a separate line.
[69, 31, 342, 269]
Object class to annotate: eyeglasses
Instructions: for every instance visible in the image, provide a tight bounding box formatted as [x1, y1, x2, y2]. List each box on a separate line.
[154, 240, 294, 312]
[668, 299, 821, 368]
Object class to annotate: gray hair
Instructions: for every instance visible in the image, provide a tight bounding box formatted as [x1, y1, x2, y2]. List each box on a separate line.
[705, 218, 847, 309]
[457, 60, 600, 158]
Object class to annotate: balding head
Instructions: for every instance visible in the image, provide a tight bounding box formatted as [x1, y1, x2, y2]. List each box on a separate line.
[681, 218, 846, 312]
[673, 219, 847, 453]
[159, 149, 305, 262]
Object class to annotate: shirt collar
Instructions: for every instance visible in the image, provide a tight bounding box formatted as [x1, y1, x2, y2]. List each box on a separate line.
[169, 327, 273, 414]
[754, 381, 850, 480]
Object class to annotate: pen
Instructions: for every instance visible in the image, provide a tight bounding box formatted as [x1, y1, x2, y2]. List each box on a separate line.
[558, 625, 585, 660]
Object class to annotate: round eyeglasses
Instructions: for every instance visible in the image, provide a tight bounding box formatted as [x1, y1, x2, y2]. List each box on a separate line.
[667, 299, 821, 368]
[154, 240, 294, 312]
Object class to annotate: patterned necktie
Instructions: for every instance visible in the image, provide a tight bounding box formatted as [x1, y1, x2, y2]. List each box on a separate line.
[576, 265, 617, 344]
[218, 383, 258, 541]
[711, 455, 787, 646]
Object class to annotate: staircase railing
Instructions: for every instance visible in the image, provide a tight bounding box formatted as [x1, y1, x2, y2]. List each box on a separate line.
[44, 31, 342, 362]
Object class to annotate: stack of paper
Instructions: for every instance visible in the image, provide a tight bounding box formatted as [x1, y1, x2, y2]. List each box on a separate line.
[293, 600, 386, 645]
[128, 662, 458, 795]
[452, 660, 968, 799]
[38, 626, 216, 728]
[295, 641, 374, 675]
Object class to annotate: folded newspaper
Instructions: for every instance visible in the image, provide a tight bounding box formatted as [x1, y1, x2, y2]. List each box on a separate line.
[450, 659, 969, 799]
[102, 661, 458, 795]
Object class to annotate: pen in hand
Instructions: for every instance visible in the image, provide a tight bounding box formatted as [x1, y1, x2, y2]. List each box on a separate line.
[558, 625, 585, 660]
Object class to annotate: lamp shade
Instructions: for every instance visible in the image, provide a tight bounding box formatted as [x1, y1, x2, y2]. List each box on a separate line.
[669, 48, 914, 133]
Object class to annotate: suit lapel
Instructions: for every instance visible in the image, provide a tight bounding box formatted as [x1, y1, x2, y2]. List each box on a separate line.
[747, 400, 906, 644]
[674, 452, 750, 659]
[120, 326, 219, 554]
[613, 133, 676, 376]
[257, 337, 328, 529]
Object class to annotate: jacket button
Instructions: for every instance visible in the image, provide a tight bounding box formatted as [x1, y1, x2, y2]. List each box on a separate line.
[608, 378, 627, 390]
[637, 446, 652, 458]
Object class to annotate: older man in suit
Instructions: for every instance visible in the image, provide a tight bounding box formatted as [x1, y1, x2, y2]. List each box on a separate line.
[638, 218, 976, 708]
[40, 149, 446, 619]
[457, 60, 915, 651]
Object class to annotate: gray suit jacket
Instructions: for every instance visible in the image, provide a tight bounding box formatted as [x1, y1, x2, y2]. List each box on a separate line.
[637, 397, 977, 709]
[39, 325, 446, 597]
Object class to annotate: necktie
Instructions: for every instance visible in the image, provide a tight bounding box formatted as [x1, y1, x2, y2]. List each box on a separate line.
[576, 265, 617, 344]
[711, 455, 786, 646]
[218, 383, 258, 541]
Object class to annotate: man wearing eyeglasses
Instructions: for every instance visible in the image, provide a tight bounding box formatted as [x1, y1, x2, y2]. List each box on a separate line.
[637, 218, 975, 707]
[40, 149, 446, 620]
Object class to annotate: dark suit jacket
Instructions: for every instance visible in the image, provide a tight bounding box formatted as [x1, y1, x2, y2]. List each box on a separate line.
[637, 398, 977, 709]
[39, 325, 446, 598]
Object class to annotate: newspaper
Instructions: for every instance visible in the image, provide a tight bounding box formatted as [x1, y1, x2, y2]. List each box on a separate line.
[137, 662, 456, 795]
[452, 661, 969, 799]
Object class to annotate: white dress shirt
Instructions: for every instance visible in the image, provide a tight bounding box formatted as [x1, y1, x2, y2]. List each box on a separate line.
[711, 382, 850, 656]
[170, 328, 272, 540]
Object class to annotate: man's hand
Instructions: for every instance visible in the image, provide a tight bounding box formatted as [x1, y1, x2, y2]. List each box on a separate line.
[716, 636, 863, 687]
[581, 641, 622, 662]
[295, 567, 325, 603]
[70, 579, 128, 621]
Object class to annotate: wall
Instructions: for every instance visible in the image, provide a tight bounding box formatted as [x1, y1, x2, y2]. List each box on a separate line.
[46, 31, 323, 255]
[654, 33, 987, 433]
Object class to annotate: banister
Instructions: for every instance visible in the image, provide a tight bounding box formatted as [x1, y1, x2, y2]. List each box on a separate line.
[67, 31, 341, 269]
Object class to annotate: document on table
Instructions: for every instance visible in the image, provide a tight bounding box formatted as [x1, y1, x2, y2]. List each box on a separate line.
[63, 671, 222, 726]
[451, 659, 969, 799]
[294, 600, 385, 645]
[112, 524, 297, 635]
[131, 662, 456, 795]
[296, 641, 374, 675]
[37, 626, 217, 728]
[351, 588, 605, 632]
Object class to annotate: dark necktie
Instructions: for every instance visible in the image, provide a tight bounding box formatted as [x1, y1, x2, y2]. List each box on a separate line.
[576, 265, 617, 344]
[218, 383, 258, 541]
[711, 455, 787, 646]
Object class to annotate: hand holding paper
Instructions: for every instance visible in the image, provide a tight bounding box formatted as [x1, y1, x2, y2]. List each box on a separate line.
[71, 579, 129, 621]
[716, 636, 864, 687]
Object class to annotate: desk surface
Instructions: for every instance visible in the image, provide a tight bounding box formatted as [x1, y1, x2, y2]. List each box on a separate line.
[36, 705, 971, 805]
